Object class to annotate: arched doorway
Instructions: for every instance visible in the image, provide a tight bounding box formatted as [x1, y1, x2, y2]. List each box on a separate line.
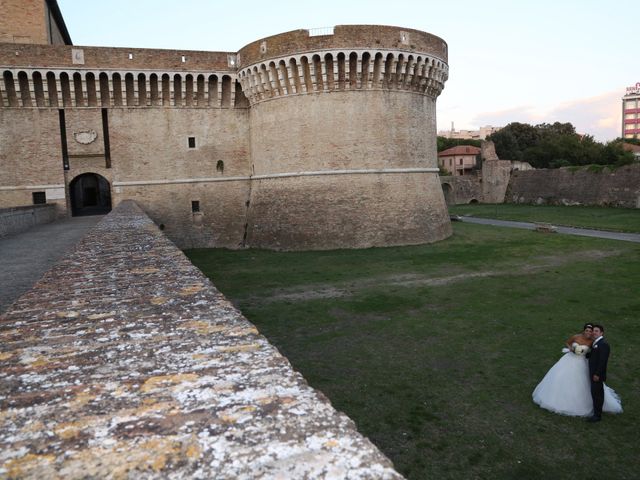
[441, 183, 454, 205]
[70, 173, 112, 216]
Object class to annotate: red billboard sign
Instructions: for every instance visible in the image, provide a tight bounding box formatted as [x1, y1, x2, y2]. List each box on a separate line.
[627, 82, 640, 95]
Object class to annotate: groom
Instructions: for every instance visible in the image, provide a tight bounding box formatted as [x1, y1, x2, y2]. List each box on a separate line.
[587, 324, 609, 423]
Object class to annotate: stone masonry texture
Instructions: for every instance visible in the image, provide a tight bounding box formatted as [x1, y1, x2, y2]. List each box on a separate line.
[1, 23, 452, 251]
[0, 201, 403, 479]
[439, 175, 482, 205]
[507, 164, 640, 208]
[0, 0, 47, 45]
[0, 204, 56, 238]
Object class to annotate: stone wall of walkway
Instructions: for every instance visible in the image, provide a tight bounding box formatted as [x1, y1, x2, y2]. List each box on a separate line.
[0, 201, 401, 479]
[0, 204, 56, 238]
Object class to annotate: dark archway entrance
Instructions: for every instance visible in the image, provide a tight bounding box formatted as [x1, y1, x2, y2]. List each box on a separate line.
[70, 173, 112, 216]
[441, 183, 454, 205]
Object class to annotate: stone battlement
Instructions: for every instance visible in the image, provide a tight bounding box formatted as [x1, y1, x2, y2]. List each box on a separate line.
[0, 43, 234, 71]
[236, 25, 448, 105]
[1, 25, 447, 110]
[238, 48, 447, 105]
[0, 201, 402, 478]
[237, 25, 448, 67]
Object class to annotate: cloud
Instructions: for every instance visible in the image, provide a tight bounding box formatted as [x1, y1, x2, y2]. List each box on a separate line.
[469, 91, 623, 142]
[469, 106, 543, 126]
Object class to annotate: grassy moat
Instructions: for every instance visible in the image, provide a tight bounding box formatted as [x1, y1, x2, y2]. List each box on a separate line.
[185, 206, 640, 479]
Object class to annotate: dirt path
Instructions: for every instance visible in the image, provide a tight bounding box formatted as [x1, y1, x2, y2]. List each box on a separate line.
[237, 249, 623, 305]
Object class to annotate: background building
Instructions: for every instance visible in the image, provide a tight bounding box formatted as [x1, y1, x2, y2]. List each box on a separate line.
[623, 82, 640, 139]
[438, 145, 480, 176]
[437, 124, 501, 140]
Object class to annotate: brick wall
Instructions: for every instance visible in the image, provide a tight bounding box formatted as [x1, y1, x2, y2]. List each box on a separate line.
[238, 25, 448, 68]
[0, 43, 233, 71]
[247, 173, 451, 250]
[0, 108, 66, 210]
[0, 0, 47, 45]
[246, 90, 450, 249]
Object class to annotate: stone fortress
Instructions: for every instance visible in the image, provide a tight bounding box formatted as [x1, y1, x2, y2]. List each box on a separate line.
[0, 0, 452, 250]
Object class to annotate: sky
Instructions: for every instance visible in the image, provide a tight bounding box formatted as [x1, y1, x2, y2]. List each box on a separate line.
[57, 0, 636, 142]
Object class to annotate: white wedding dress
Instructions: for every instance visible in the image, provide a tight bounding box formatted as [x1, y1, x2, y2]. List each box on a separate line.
[532, 351, 623, 416]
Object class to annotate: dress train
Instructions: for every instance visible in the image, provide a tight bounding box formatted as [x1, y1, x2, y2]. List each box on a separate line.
[532, 352, 622, 416]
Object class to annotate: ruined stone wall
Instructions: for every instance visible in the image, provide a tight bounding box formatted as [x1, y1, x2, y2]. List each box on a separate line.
[507, 164, 640, 208]
[0, 201, 402, 478]
[440, 175, 482, 205]
[481, 160, 512, 204]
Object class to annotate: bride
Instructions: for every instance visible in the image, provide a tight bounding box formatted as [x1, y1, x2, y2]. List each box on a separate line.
[532, 323, 622, 416]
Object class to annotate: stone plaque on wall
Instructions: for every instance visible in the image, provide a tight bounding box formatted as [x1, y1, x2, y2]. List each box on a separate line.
[72, 48, 85, 65]
[73, 129, 98, 145]
[44, 187, 65, 200]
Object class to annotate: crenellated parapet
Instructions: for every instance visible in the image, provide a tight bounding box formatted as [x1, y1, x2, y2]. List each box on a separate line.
[1, 68, 247, 108]
[238, 49, 448, 105]
[0, 26, 449, 109]
[236, 25, 448, 105]
[0, 43, 246, 108]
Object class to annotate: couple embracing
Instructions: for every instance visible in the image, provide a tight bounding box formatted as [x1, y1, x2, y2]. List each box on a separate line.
[532, 323, 622, 421]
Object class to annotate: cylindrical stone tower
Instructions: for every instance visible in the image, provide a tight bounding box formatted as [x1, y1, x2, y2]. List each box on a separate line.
[238, 25, 451, 250]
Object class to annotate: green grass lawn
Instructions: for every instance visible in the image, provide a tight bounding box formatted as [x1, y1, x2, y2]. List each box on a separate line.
[448, 204, 640, 233]
[185, 223, 640, 480]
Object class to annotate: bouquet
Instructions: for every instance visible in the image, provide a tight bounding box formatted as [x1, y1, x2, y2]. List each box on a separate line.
[561, 343, 590, 355]
[572, 342, 590, 356]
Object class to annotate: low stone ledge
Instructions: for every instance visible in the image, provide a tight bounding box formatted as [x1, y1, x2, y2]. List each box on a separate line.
[0, 201, 402, 479]
[0, 204, 57, 238]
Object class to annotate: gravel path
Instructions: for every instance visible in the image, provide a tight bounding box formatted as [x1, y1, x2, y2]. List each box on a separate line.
[457, 216, 640, 243]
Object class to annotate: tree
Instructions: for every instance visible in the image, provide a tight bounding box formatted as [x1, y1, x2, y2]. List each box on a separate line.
[437, 136, 481, 152]
[487, 122, 539, 160]
[537, 122, 576, 137]
[487, 122, 634, 168]
[601, 140, 635, 166]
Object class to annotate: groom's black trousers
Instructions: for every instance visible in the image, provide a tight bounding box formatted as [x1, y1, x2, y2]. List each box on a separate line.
[591, 381, 604, 417]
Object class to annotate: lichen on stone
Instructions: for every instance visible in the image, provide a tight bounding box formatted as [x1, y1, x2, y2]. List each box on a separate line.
[0, 201, 403, 479]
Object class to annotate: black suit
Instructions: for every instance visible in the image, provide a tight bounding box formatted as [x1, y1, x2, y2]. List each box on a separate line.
[588, 337, 610, 418]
